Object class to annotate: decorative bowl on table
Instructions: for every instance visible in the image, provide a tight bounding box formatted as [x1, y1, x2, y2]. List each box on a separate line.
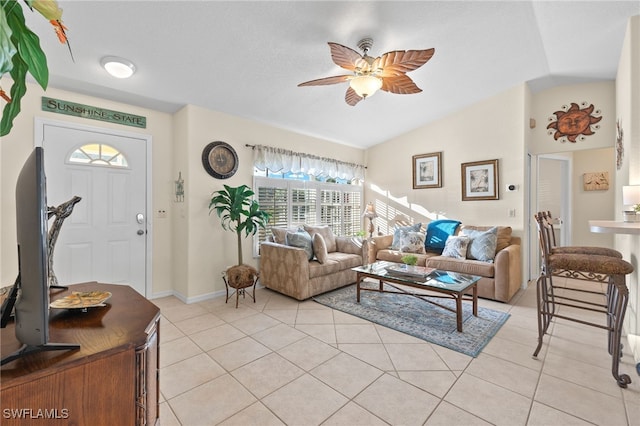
[50, 291, 112, 309]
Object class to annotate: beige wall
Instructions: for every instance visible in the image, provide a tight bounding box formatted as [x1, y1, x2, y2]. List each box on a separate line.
[0, 80, 174, 296]
[614, 15, 640, 363]
[174, 105, 365, 301]
[365, 84, 528, 237]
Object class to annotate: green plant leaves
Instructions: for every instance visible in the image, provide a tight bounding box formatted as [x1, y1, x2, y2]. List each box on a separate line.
[1, 0, 50, 137]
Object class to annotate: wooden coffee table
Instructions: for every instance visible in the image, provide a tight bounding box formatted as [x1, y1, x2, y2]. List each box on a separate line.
[352, 261, 481, 332]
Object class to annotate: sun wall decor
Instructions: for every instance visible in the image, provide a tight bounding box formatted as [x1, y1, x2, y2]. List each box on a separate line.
[616, 118, 624, 170]
[546, 102, 602, 143]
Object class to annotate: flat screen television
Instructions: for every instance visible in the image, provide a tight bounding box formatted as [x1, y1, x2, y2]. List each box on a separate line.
[1, 147, 78, 365]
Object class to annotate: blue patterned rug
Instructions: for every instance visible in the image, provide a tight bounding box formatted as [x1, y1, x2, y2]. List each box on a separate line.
[313, 282, 510, 357]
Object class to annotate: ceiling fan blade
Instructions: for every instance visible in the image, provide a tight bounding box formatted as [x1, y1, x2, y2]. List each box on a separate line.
[345, 87, 363, 106]
[328, 42, 365, 71]
[298, 75, 351, 87]
[380, 75, 422, 94]
[374, 48, 435, 77]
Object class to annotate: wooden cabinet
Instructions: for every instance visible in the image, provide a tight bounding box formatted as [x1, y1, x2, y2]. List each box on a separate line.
[1, 283, 160, 426]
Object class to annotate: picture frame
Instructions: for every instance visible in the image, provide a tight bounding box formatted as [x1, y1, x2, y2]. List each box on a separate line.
[412, 152, 442, 189]
[461, 159, 499, 201]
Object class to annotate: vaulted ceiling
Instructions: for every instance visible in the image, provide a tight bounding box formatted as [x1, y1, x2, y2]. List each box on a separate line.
[22, 1, 640, 148]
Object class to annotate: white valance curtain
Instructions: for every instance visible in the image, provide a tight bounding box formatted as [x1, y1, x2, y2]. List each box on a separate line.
[252, 144, 365, 181]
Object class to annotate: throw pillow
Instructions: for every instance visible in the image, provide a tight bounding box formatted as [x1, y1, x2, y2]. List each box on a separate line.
[304, 225, 337, 252]
[442, 235, 470, 259]
[390, 223, 422, 250]
[425, 219, 461, 254]
[285, 229, 313, 260]
[461, 226, 498, 262]
[398, 231, 426, 254]
[312, 233, 328, 264]
[271, 227, 297, 245]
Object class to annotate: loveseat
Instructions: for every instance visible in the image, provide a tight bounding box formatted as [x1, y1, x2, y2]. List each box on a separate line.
[368, 222, 521, 302]
[260, 225, 367, 300]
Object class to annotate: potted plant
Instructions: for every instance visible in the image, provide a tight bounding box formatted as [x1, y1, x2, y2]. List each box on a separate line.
[209, 185, 270, 304]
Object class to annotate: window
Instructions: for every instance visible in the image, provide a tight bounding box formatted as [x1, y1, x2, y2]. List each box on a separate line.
[68, 143, 128, 167]
[254, 176, 363, 256]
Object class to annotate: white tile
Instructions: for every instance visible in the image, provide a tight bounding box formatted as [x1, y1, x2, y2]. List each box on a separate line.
[262, 374, 348, 425]
[322, 401, 388, 426]
[218, 402, 285, 426]
[208, 336, 272, 371]
[310, 352, 383, 398]
[160, 352, 225, 399]
[385, 343, 449, 371]
[232, 352, 304, 399]
[425, 400, 492, 425]
[159, 336, 203, 368]
[278, 336, 340, 371]
[465, 353, 540, 398]
[335, 323, 382, 344]
[355, 373, 440, 425]
[535, 373, 628, 425]
[527, 401, 594, 426]
[444, 373, 531, 425]
[169, 374, 257, 425]
[338, 343, 395, 371]
[173, 312, 224, 335]
[190, 323, 246, 352]
[252, 322, 307, 350]
[230, 312, 281, 335]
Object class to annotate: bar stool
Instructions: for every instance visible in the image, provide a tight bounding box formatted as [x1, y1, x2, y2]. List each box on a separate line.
[542, 211, 623, 258]
[532, 212, 634, 388]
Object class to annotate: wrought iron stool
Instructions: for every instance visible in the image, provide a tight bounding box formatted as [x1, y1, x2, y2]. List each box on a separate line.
[542, 211, 622, 258]
[532, 212, 634, 388]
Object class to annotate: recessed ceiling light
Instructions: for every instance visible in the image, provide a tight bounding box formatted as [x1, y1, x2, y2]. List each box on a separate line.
[100, 56, 136, 79]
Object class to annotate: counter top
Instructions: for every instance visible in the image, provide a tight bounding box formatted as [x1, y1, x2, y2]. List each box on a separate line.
[589, 220, 640, 235]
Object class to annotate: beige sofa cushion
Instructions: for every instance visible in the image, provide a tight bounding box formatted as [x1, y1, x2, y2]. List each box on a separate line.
[426, 256, 495, 278]
[304, 225, 337, 252]
[313, 233, 328, 263]
[271, 226, 299, 244]
[461, 225, 512, 252]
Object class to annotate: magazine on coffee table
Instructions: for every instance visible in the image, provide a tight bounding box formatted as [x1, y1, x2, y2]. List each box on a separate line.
[384, 264, 435, 280]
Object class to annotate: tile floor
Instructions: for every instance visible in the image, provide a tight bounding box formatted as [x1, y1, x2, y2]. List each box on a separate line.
[155, 277, 640, 425]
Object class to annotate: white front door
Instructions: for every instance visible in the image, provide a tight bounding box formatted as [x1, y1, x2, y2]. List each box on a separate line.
[36, 119, 150, 296]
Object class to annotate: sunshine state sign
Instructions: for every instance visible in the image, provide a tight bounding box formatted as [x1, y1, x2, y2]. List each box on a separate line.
[41, 97, 146, 128]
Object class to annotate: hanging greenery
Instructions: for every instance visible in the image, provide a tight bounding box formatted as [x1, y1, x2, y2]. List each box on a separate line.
[0, 0, 70, 136]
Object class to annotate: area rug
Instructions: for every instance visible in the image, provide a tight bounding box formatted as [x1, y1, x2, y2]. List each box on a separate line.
[313, 282, 510, 357]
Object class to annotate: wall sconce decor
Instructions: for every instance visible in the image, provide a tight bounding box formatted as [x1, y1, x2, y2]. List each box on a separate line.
[175, 171, 184, 202]
[362, 202, 378, 238]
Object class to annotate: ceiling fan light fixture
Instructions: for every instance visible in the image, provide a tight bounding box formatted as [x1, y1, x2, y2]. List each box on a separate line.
[349, 75, 382, 98]
[101, 56, 136, 79]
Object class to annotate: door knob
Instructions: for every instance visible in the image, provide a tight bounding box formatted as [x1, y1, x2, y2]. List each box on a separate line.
[136, 213, 144, 224]
[137, 229, 145, 235]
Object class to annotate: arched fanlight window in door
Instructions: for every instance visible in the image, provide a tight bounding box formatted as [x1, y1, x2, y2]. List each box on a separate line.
[68, 143, 128, 168]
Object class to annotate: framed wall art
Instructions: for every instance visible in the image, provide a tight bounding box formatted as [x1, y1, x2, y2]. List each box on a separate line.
[583, 171, 609, 191]
[412, 152, 442, 189]
[461, 159, 499, 201]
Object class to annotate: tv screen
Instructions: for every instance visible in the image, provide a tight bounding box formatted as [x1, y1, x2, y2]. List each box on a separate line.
[14, 147, 50, 346]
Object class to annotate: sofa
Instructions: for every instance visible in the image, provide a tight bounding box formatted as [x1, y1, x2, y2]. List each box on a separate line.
[259, 225, 367, 300]
[368, 222, 521, 302]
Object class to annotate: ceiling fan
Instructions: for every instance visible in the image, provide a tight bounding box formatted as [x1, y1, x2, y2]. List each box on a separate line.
[298, 38, 435, 106]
